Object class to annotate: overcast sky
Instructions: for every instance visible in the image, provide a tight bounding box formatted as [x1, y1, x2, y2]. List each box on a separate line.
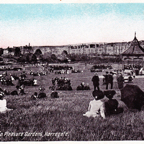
[0, 3, 144, 48]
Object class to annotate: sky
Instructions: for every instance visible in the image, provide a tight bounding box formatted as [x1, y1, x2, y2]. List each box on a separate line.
[1, 3, 144, 48]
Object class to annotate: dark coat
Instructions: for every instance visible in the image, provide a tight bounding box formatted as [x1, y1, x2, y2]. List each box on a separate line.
[38, 93, 47, 98]
[105, 74, 109, 83]
[105, 99, 118, 116]
[108, 74, 113, 83]
[92, 75, 99, 85]
[117, 75, 124, 89]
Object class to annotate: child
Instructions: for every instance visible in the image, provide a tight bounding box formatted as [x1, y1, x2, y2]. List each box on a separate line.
[0, 92, 13, 113]
[83, 92, 106, 119]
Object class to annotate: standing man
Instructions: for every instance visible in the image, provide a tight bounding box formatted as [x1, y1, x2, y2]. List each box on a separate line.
[109, 72, 114, 89]
[92, 73, 100, 91]
[105, 72, 109, 89]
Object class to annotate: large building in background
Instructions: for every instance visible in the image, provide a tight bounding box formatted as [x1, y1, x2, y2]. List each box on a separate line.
[3, 34, 144, 57]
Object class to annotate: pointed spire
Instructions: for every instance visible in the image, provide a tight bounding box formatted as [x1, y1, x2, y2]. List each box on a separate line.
[135, 32, 136, 38]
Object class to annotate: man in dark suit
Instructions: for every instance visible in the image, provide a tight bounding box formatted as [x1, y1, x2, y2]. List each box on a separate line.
[92, 73, 100, 91]
[105, 72, 109, 89]
[108, 72, 113, 89]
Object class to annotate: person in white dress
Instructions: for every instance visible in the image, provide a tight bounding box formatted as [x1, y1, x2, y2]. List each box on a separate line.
[0, 92, 13, 113]
[83, 94, 106, 119]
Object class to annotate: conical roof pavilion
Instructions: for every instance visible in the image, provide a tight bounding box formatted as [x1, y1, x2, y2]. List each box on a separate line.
[122, 33, 144, 56]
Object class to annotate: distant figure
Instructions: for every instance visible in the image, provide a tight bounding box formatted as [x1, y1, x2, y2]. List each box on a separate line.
[51, 91, 59, 98]
[31, 92, 38, 100]
[83, 92, 105, 119]
[85, 83, 90, 90]
[117, 73, 124, 89]
[33, 79, 37, 86]
[108, 72, 113, 89]
[38, 87, 46, 98]
[92, 73, 100, 91]
[113, 73, 118, 89]
[105, 72, 109, 89]
[0, 92, 13, 113]
[18, 84, 26, 95]
[80, 82, 85, 90]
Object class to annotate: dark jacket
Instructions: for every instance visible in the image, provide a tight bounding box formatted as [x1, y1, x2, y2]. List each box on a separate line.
[108, 74, 113, 83]
[92, 75, 99, 85]
[105, 74, 109, 83]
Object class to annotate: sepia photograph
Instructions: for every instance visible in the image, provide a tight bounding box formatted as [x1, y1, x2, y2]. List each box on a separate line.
[0, 0, 144, 141]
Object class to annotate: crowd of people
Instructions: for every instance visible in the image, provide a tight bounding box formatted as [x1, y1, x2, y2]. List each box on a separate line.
[0, 63, 140, 120]
[91, 64, 112, 70]
[123, 64, 142, 70]
[48, 65, 73, 73]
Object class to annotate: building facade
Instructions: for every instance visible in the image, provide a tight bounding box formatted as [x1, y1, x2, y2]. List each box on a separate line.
[2, 41, 131, 56]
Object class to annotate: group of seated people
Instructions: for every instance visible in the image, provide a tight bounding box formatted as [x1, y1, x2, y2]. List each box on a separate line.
[77, 82, 90, 90]
[0, 84, 26, 96]
[83, 90, 123, 119]
[51, 77, 72, 90]
[29, 70, 47, 76]
[91, 64, 112, 70]
[124, 64, 142, 70]
[49, 65, 73, 71]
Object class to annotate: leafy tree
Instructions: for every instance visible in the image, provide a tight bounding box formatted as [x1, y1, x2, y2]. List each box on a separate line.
[14, 47, 21, 56]
[51, 54, 57, 62]
[34, 49, 42, 56]
[0, 48, 3, 56]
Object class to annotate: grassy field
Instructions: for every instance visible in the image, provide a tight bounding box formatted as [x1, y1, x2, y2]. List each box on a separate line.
[0, 63, 144, 141]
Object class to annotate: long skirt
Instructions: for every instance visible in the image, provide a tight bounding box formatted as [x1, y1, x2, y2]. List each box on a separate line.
[113, 81, 119, 89]
[118, 82, 124, 90]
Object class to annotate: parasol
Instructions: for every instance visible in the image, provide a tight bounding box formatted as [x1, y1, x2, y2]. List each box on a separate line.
[121, 84, 144, 110]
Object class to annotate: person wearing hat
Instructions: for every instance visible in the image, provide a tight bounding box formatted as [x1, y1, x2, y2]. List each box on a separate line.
[105, 71, 109, 89]
[117, 73, 124, 89]
[108, 72, 114, 89]
[83, 92, 105, 119]
[92, 73, 100, 91]
[0, 92, 13, 113]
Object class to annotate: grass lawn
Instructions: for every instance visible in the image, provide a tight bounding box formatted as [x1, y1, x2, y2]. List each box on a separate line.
[0, 63, 144, 141]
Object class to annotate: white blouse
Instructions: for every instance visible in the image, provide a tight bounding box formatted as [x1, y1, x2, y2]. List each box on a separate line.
[0, 99, 7, 113]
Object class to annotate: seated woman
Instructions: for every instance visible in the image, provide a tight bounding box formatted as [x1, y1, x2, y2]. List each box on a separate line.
[83, 91, 106, 119]
[104, 90, 123, 116]
[0, 92, 13, 113]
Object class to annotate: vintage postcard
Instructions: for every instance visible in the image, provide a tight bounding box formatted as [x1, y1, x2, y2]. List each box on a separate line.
[0, 0, 144, 142]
